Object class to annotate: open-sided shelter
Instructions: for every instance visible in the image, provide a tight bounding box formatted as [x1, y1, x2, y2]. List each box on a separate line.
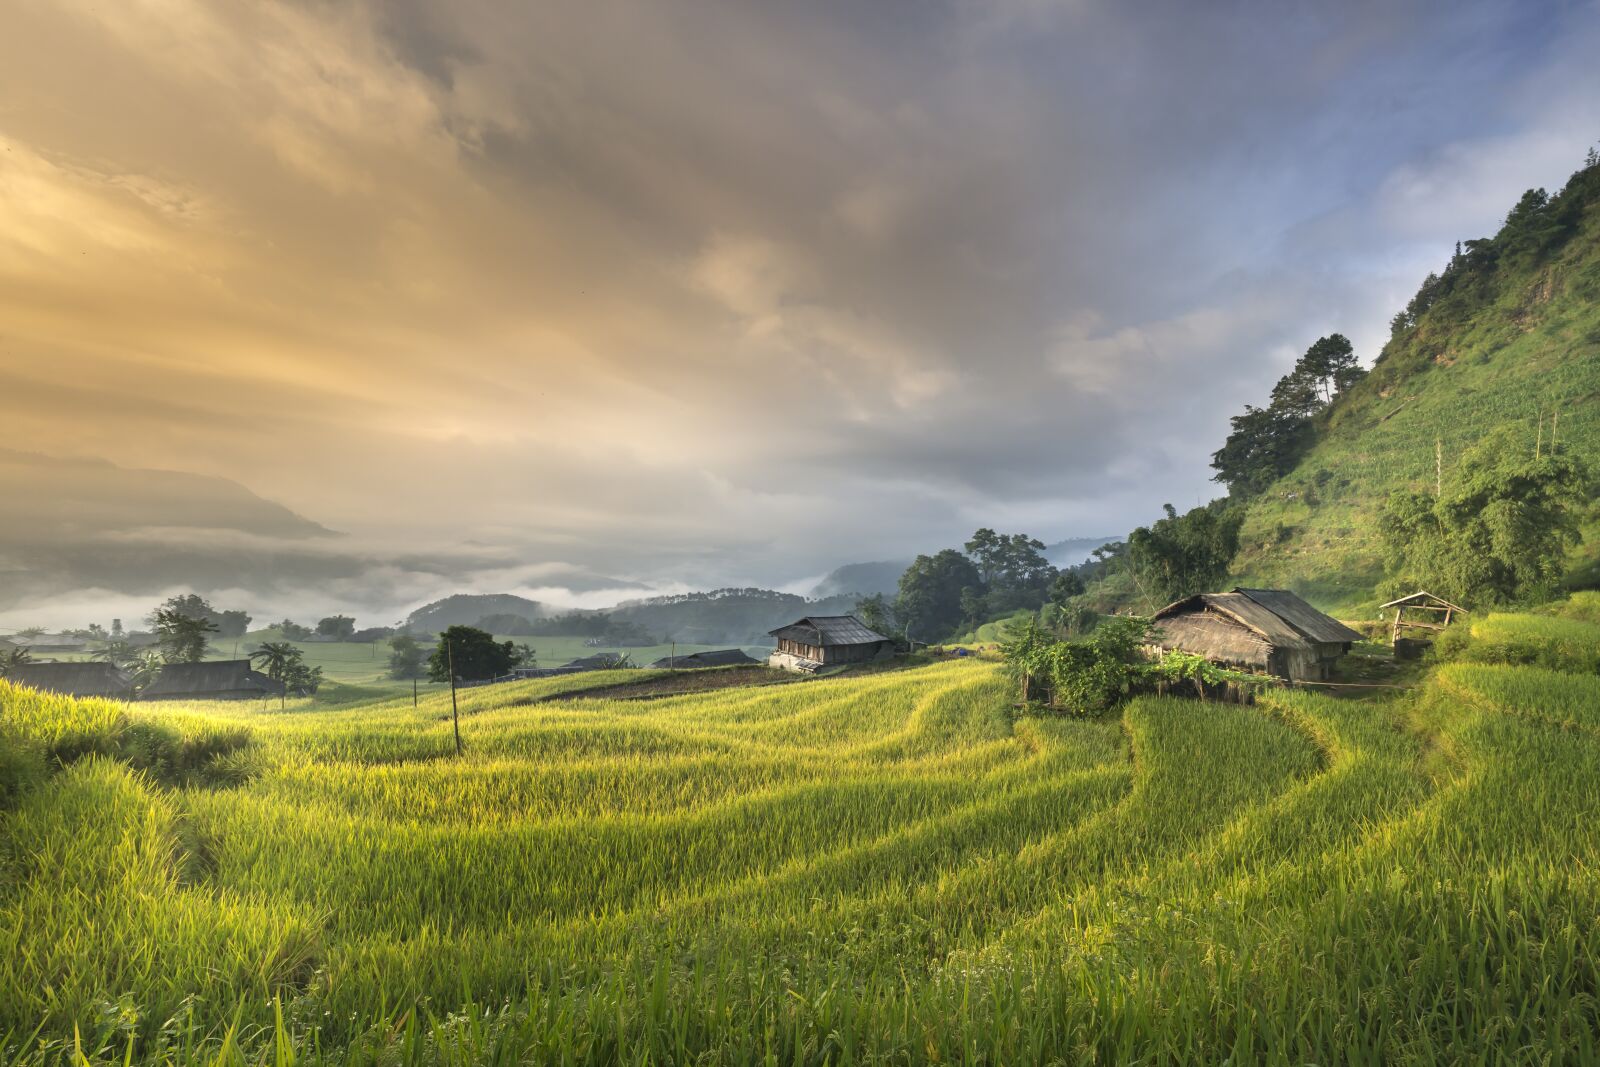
[1379, 591, 1467, 645]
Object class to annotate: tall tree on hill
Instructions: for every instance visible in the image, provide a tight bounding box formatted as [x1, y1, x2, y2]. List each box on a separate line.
[153, 609, 216, 664]
[1211, 334, 1364, 497]
[428, 625, 517, 683]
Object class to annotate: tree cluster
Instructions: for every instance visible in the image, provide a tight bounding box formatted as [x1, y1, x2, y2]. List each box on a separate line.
[1125, 502, 1243, 610]
[249, 642, 324, 695]
[1379, 427, 1592, 608]
[148, 594, 251, 640]
[426, 625, 526, 683]
[1002, 617, 1266, 717]
[875, 529, 1070, 643]
[1210, 334, 1365, 497]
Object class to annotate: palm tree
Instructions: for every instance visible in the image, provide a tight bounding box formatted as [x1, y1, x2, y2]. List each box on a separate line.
[250, 642, 301, 684]
[0, 648, 33, 678]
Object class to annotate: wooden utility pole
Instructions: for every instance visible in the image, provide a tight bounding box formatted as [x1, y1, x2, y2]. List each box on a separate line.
[1435, 438, 1442, 497]
[1536, 410, 1544, 459]
[447, 639, 462, 756]
[412, 676, 418, 709]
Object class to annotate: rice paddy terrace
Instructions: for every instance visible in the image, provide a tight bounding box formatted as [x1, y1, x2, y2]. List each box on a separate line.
[5, 596, 1600, 1063]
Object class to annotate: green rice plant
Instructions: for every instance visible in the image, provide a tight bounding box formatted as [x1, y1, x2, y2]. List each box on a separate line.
[4, 595, 1600, 1064]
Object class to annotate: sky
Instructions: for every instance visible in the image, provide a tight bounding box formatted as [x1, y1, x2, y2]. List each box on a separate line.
[2, 0, 1599, 627]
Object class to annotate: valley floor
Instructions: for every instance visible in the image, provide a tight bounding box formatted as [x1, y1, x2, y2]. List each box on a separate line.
[4, 597, 1600, 1064]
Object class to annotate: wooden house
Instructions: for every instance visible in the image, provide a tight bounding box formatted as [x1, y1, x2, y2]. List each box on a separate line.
[1379, 591, 1466, 645]
[1149, 588, 1363, 682]
[140, 660, 286, 701]
[5, 661, 133, 699]
[768, 615, 892, 672]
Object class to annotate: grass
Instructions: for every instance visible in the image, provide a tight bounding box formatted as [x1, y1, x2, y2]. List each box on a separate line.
[4, 602, 1600, 1062]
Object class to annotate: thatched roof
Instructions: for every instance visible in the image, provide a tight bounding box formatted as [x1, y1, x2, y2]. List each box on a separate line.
[1379, 590, 1467, 612]
[768, 615, 888, 647]
[1231, 588, 1364, 644]
[6, 661, 132, 698]
[649, 649, 759, 669]
[1151, 588, 1361, 666]
[141, 659, 285, 698]
[1148, 609, 1275, 669]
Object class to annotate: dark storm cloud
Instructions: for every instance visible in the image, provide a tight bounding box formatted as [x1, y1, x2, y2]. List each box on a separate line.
[1, 0, 1597, 620]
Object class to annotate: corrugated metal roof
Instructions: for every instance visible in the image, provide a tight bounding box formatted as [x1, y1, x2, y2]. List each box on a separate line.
[768, 615, 889, 647]
[141, 659, 284, 697]
[6, 661, 132, 697]
[1233, 589, 1364, 644]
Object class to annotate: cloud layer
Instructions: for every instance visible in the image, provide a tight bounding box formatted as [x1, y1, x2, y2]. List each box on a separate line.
[3, 0, 1598, 622]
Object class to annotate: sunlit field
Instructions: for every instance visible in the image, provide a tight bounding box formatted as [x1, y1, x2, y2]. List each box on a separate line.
[5, 605, 1600, 1063]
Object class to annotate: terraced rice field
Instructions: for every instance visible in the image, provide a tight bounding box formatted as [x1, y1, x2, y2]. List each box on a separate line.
[4, 608, 1600, 1063]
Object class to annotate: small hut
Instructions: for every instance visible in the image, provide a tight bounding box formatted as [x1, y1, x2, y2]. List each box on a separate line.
[767, 615, 892, 672]
[649, 649, 760, 669]
[1379, 591, 1466, 646]
[1149, 588, 1363, 682]
[140, 660, 286, 701]
[5, 661, 133, 699]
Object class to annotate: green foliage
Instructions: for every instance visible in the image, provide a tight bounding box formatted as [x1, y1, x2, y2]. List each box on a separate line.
[249, 642, 323, 695]
[0, 647, 33, 677]
[151, 608, 216, 664]
[1211, 334, 1364, 496]
[895, 548, 983, 642]
[1125, 501, 1243, 608]
[149, 594, 251, 638]
[315, 614, 356, 640]
[427, 625, 518, 682]
[962, 529, 1056, 614]
[1380, 428, 1592, 607]
[386, 634, 428, 680]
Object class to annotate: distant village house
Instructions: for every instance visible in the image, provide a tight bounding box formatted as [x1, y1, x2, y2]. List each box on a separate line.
[768, 615, 893, 673]
[1149, 588, 1362, 682]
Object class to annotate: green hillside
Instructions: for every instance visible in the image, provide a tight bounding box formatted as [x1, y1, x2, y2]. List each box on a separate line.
[1230, 154, 1600, 615]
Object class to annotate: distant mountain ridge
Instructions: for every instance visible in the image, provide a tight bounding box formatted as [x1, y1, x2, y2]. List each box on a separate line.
[404, 593, 547, 632]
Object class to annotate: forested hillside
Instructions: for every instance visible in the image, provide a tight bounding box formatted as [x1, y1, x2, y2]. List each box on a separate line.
[1226, 152, 1600, 612]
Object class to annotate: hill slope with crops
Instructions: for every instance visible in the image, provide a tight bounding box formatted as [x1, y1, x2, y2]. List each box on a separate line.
[1228, 159, 1600, 612]
[5, 600, 1600, 1063]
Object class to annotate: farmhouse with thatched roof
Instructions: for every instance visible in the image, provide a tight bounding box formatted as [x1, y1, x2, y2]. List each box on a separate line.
[140, 659, 285, 701]
[768, 615, 892, 672]
[1149, 588, 1362, 682]
[5, 661, 133, 698]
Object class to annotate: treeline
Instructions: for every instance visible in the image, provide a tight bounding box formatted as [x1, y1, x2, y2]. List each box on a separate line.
[857, 529, 1093, 643]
